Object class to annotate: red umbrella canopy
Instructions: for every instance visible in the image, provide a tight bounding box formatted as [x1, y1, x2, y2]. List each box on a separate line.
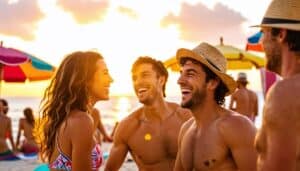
[0, 44, 55, 82]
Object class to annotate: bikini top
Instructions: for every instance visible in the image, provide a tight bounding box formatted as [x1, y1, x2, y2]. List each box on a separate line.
[49, 136, 103, 171]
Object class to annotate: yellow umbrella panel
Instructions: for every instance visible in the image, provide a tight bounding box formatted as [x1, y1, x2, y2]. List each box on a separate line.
[215, 44, 265, 70]
[164, 45, 265, 71]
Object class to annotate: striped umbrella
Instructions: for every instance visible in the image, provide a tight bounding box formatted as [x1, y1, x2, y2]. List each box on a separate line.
[0, 42, 55, 95]
[245, 31, 264, 52]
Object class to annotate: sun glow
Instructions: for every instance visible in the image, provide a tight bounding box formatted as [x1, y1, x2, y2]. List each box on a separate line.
[115, 96, 131, 121]
[0, 0, 270, 97]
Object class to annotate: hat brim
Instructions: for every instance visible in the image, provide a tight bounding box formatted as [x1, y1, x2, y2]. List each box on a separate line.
[176, 48, 236, 96]
[251, 23, 300, 31]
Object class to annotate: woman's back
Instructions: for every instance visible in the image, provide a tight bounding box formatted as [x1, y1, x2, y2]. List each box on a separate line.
[20, 118, 35, 142]
[0, 115, 10, 152]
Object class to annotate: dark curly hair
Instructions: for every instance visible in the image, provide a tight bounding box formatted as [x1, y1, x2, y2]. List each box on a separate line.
[179, 57, 228, 105]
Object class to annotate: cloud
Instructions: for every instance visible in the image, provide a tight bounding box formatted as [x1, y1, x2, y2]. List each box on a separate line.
[57, 0, 109, 24]
[161, 2, 247, 45]
[118, 6, 138, 19]
[0, 0, 44, 40]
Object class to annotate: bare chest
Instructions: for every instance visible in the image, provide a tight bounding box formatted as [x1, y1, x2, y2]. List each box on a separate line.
[127, 117, 183, 164]
[181, 125, 232, 171]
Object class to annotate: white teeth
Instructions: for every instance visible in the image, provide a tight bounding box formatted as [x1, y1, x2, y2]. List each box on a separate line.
[138, 88, 147, 93]
[181, 88, 191, 94]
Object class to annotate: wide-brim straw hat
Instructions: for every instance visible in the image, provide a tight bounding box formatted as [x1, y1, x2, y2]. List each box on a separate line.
[176, 42, 236, 96]
[253, 0, 300, 31]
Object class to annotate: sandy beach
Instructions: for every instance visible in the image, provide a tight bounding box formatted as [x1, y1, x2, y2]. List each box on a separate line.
[0, 142, 138, 171]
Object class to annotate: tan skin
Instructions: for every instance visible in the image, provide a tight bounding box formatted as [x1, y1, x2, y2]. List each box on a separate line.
[16, 118, 38, 150]
[49, 59, 113, 171]
[175, 60, 257, 171]
[255, 28, 300, 171]
[229, 81, 258, 121]
[105, 63, 191, 171]
[0, 102, 15, 153]
[91, 108, 113, 144]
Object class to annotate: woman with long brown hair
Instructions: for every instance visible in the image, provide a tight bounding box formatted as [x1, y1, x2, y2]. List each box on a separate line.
[16, 107, 39, 154]
[37, 51, 113, 171]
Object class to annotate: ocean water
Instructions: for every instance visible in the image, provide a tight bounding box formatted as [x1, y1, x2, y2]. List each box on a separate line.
[3, 93, 264, 141]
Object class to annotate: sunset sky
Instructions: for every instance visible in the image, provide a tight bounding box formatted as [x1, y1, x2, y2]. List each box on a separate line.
[0, 0, 270, 97]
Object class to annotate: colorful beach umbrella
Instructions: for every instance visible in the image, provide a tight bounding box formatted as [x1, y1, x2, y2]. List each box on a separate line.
[245, 31, 264, 52]
[0, 42, 55, 95]
[164, 40, 265, 71]
[215, 43, 265, 70]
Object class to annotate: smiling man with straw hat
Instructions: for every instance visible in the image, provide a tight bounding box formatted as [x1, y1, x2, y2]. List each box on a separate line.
[253, 0, 300, 171]
[174, 42, 257, 171]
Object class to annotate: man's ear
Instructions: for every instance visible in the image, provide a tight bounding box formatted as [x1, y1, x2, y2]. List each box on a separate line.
[207, 78, 219, 91]
[158, 76, 166, 86]
[278, 29, 287, 43]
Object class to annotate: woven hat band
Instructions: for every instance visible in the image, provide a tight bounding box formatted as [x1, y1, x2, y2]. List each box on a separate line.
[262, 17, 300, 24]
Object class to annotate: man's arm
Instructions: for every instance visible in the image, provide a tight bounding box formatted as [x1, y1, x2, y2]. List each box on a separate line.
[7, 118, 16, 150]
[97, 111, 112, 142]
[257, 83, 297, 171]
[229, 93, 237, 111]
[16, 119, 23, 149]
[174, 126, 185, 171]
[105, 120, 130, 171]
[252, 92, 259, 122]
[174, 118, 193, 171]
[220, 114, 257, 171]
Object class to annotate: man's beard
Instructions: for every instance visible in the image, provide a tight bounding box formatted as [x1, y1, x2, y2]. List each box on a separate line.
[266, 52, 281, 74]
[181, 88, 206, 110]
[139, 90, 157, 106]
[264, 37, 282, 74]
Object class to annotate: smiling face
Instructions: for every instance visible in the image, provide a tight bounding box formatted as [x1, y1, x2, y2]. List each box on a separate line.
[89, 59, 113, 102]
[132, 63, 164, 105]
[177, 60, 208, 109]
[261, 27, 282, 74]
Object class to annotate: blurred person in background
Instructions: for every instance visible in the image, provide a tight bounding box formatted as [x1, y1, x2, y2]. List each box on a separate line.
[229, 72, 258, 122]
[91, 107, 113, 144]
[0, 98, 19, 160]
[16, 107, 39, 154]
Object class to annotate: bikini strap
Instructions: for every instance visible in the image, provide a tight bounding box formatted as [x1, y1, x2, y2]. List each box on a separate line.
[56, 134, 63, 154]
[55, 134, 71, 161]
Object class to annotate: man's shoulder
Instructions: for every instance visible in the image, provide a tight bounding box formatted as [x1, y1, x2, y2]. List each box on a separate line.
[232, 88, 246, 97]
[117, 108, 142, 130]
[217, 111, 255, 136]
[264, 78, 300, 125]
[0, 115, 11, 121]
[167, 102, 192, 121]
[266, 78, 300, 107]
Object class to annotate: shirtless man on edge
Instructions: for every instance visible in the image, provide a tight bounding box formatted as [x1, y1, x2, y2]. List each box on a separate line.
[105, 56, 191, 171]
[229, 72, 258, 122]
[254, 0, 300, 170]
[175, 43, 257, 171]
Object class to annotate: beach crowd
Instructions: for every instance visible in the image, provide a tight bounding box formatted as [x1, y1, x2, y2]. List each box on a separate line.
[1, 0, 300, 170]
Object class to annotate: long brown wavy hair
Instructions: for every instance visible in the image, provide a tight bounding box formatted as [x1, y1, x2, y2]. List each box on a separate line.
[36, 51, 103, 161]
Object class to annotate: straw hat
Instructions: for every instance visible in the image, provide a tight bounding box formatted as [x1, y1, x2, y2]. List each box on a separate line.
[237, 72, 248, 83]
[255, 0, 300, 31]
[176, 42, 236, 95]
